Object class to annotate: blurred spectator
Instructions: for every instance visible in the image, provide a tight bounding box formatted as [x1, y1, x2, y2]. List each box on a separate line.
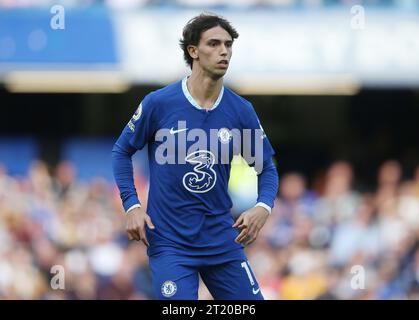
[280, 246, 328, 299]
[263, 172, 316, 248]
[314, 161, 361, 230]
[53, 161, 77, 200]
[328, 195, 380, 266]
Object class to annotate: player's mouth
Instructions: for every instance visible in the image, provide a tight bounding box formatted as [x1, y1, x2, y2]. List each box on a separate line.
[216, 60, 229, 69]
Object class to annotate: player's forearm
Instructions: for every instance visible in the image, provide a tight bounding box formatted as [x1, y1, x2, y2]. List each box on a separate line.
[112, 137, 140, 211]
[256, 159, 279, 211]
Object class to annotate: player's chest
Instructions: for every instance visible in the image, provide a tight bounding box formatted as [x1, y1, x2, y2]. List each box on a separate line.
[156, 108, 237, 138]
[153, 108, 240, 155]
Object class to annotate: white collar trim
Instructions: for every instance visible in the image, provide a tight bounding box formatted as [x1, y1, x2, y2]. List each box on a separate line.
[182, 76, 224, 111]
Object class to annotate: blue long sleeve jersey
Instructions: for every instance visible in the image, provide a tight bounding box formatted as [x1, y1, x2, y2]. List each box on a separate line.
[112, 78, 279, 257]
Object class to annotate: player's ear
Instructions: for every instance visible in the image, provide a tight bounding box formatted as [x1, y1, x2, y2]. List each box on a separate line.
[187, 45, 198, 60]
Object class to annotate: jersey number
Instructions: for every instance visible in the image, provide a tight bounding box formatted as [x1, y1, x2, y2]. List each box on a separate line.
[241, 261, 255, 286]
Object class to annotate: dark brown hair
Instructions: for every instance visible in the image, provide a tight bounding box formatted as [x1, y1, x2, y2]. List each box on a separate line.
[179, 13, 239, 69]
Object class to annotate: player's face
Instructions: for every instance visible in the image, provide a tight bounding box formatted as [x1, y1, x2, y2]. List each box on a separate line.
[195, 26, 233, 78]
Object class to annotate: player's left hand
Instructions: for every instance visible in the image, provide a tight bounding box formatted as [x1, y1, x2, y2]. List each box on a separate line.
[233, 206, 270, 246]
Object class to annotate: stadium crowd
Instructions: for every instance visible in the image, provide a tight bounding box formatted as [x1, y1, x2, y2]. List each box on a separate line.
[0, 158, 418, 300]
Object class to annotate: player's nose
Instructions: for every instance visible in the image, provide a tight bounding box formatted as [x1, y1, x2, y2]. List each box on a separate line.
[220, 44, 228, 56]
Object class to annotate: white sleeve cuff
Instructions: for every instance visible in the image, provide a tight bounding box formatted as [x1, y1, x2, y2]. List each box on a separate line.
[255, 202, 272, 214]
[126, 204, 141, 214]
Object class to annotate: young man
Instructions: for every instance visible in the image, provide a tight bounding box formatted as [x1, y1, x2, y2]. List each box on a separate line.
[112, 13, 278, 300]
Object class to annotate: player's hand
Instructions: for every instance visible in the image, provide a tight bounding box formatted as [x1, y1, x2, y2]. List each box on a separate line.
[126, 207, 155, 247]
[233, 206, 269, 246]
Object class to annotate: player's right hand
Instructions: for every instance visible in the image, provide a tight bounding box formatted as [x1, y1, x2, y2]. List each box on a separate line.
[125, 207, 155, 247]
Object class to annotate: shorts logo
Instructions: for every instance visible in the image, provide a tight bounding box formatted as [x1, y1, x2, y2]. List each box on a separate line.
[161, 280, 177, 297]
[218, 127, 232, 144]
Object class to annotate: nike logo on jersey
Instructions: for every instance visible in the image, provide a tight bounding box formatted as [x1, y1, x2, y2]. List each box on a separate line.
[252, 287, 260, 295]
[170, 127, 188, 134]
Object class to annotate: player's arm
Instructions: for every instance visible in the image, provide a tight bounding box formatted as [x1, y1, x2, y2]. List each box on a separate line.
[112, 139, 155, 246]
[234, 103, 279, 246]
[234, 157, 278, 246]
[112, 96, 157, 246]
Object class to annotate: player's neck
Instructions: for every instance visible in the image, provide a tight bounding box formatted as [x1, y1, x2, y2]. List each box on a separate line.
[187, 71, 223, 110]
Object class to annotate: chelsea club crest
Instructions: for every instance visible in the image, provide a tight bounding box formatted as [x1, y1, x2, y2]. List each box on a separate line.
[161, 280, 177, 297]
[218, 127, 232, 144]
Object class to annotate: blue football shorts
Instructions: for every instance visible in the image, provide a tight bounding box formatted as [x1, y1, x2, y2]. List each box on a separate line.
[149, 249, 264, 300]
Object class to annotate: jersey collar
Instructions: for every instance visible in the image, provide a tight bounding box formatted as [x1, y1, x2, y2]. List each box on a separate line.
[182, 76, 224, 111]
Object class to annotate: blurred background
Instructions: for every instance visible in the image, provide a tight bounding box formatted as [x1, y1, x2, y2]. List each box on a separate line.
[0, 0, 419, 300]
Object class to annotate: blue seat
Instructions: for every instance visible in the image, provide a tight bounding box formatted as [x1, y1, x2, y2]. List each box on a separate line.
[62, 138, 149, 182]
[0, 137, 38, 176]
